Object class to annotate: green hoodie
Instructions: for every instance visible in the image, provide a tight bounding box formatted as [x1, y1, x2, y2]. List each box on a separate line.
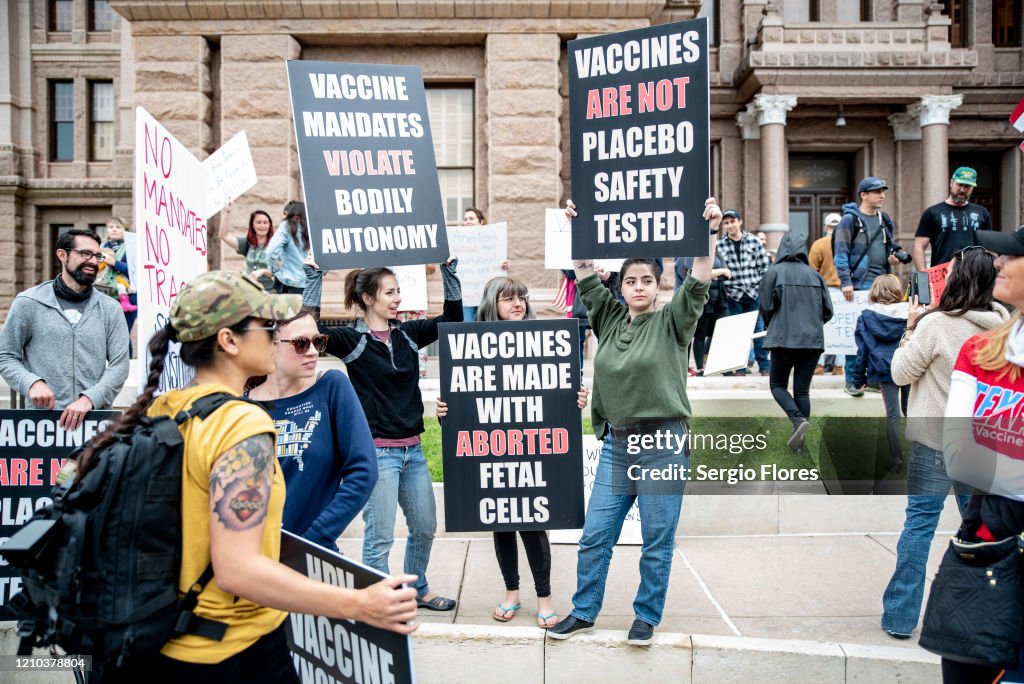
[579, 272, 709, 440]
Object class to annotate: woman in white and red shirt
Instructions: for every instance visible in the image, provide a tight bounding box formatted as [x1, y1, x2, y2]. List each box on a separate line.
[941, 223, 1024, 683]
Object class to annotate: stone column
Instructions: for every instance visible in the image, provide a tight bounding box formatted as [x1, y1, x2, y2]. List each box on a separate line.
[485, 34, 561, 282]
[910, 94, 962, 207]
[753, 94, 796, 236]
[132, 35, 212, 155]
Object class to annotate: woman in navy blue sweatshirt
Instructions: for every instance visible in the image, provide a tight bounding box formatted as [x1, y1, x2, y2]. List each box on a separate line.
[318, 260, 463, 611]
[249, 310, 377, 549]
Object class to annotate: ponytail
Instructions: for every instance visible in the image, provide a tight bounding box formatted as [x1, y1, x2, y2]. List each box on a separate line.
[344, 267, 395, 312]
[77, 324, 173, 477]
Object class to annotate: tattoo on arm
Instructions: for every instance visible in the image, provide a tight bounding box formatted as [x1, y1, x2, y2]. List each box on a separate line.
[209, 434, 275, 531]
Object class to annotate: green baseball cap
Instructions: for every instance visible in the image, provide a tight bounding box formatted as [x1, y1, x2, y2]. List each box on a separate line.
[951, 166, 977, 186]
[170, 271, 303, 342]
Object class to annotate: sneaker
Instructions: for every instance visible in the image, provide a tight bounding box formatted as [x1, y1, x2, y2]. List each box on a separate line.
[548, 615, 595, 640]
[864, 382, 881, 393]
[627, 619, 654, 646]
[844, 384, 864, 397]
[787, 419, 810, 451]
[822, 364, 834, 374]
[885, 629, 912, 640]
[734, 369, 748, 376]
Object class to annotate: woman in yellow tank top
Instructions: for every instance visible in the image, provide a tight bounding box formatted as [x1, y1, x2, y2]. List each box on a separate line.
[82, 271, 419, 683]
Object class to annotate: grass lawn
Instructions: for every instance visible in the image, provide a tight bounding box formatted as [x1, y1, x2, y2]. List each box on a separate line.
[421, 415, 909, 483]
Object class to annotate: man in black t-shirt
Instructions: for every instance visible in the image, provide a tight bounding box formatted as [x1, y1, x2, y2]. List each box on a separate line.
[913, 166, 992, 268]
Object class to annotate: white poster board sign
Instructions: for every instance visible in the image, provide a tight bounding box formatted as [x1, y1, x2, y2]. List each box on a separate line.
[447, 222, 508, 307]
[134, 107, 211, 392]
[544, 208, 630, 273]
[703, 311, 760, 376]
[824, 288, 870, 355]
[199, 130, 258, 219]
[549, 435, 642, 545]
[391, 264, 429, 313]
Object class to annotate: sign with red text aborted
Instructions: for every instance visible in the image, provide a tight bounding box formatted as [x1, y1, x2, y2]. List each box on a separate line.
[287, 61, 450, 270]
[0, 410, 119, 619]
[569, 19, 710, 259]
[438, 320, 584, 532]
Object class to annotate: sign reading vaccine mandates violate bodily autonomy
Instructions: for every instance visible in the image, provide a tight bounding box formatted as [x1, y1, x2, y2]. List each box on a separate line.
[287, 61, 450, 270]
[439, 320, 584, 533]
[568, 18, 710, 260]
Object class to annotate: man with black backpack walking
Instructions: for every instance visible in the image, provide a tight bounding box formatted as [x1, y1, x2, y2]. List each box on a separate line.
[833, 177, 903, 396]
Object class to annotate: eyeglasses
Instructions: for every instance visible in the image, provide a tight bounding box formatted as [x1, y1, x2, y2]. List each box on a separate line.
[498, 294, 529, 304]
[277, 335, 329, 354]
[954, 245, 994, 260]
[64, 248, 103, 262]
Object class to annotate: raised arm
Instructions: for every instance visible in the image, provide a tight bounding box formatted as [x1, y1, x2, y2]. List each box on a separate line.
[564, 200, 598, 281]
[217, 203, 237, 249]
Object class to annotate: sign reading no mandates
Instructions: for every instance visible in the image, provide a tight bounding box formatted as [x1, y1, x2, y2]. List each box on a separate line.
[569, 18, 710, 259]
[279, 532, 414, 684]
[287, 61, 450, 270]
[438, 320, 584, 532]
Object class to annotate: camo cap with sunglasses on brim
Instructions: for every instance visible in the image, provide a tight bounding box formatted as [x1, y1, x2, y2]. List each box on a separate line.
[977, 224, 1024, 258]
[170, 271, 303, 342]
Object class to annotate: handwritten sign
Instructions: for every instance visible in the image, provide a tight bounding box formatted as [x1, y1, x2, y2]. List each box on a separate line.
[824, 289, 870, 356]
[199, 130, 258, 219]
[447, 223, 508, 306]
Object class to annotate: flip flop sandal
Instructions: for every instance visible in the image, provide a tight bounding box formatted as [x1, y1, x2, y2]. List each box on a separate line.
[417, 595, 457, 611]
[537, 612, 559, 629]
[492, 603, 521, 622]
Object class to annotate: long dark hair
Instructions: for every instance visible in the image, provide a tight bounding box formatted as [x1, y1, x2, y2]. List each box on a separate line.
[344, 267, 396, 312]
[247, 210, 273, 248]
[77, 317, 255, 477]
[911, 249, 996, 331]
[286, 202, 309, 248]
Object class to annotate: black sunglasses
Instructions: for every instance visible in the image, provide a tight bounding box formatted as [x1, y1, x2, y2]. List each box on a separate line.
[953, 245, 994, 260]
[278, 335, 329, 354]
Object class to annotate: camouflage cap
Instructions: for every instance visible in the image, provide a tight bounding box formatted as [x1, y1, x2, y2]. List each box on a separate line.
[170, 271, 303, 342]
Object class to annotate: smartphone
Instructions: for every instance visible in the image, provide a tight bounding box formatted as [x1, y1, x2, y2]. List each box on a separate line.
[915, 271, 932, 306]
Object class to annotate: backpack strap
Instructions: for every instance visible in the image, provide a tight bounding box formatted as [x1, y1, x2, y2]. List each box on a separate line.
[174, 392, 266, 425]
[173, 563, 227, 641]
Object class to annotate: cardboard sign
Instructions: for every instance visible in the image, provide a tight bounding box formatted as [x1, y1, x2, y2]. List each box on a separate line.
[568, 18, 710, 260]
[824, 289, 870, 356]
[438, 320, 584, 532]
[392, 264, 428, 313]
[287, 61, 450, 270]
[200, 130, 258, 219]
[544, 210, 626, 273]
[0, 410, 119, 618]
[702, 311, 762, 376]
[548, 435, 642, 545]
[279, 532, 415, 684]
[447, 223, 508, 307]
[134, 107, 211, 392]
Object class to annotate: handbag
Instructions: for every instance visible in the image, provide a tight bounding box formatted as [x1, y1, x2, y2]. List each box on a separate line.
[919, 533, 1024, 669]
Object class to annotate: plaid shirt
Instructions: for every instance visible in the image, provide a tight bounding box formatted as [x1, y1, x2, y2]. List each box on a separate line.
[720, 233, 770, 301]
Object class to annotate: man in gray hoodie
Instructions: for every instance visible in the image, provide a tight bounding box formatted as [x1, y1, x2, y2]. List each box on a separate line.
[0, 228, 129, 430]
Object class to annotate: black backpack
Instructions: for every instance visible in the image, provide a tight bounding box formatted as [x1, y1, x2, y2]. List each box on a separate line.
[831, 211, 895, 270]
[1, 393, 261, 666]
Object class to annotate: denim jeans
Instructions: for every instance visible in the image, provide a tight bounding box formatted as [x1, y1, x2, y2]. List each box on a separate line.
[844, 283, 872, 386]
[362, 444, 437, 598]
[726, 295, 769, 372]
[881, 442, 970, 635]
[463, 305, 478, 322]
[880, 381, 909, 466]
[569, 422, 688, 627]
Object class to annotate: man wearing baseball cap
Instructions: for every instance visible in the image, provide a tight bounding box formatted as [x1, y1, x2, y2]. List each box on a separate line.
[913, 166, 992, 269]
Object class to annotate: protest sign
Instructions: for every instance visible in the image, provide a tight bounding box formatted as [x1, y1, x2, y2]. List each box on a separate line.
[703, 311, 760, 376]
[287, 61, 449, 270]
[568, 18, 710, 260]
[279, 532, 414, 684]
[447, 222, 508, 306]
[549, 435, 642, 545]
[391, 264, 429, 313]
[824, 289, 870, 356]
[134, 107, 211, 392]
[545, 208, 573, 270]
[199, 130, 258, 220]
[0, 410, 119, 618]
[439, 320, 584, 532]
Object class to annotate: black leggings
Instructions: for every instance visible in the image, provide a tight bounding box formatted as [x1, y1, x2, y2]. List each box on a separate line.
[768, 348, 820, 424]
[493, 530, 552, 597]
[690, 306, 724, 371]
[96, 622, 299, 684]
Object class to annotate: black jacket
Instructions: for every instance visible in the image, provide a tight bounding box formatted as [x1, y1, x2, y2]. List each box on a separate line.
[758, 231, 834, 351]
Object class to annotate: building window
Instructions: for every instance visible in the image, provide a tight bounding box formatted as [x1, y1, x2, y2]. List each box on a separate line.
[783, 0, 819, 22]
[836, 0, 870, 21]
[426, 88, 474, 225]
[993, 0, 1021, 46]
[939, 0, 968, 47]
[90, 0, 116, 31]
[90, 81, 114, 161]
[51, 81, 74, 161]
[699, 1, 718, 46]
[49, 0, 74, 32]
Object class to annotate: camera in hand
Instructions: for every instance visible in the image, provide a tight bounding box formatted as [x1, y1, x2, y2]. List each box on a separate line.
[888, 243, 913, 265]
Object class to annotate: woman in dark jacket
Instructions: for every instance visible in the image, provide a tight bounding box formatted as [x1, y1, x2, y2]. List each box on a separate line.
[759, 230, 834, 452]
[676, 254, 731, 375]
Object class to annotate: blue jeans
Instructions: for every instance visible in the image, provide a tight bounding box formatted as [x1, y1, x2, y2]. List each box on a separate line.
[570, 422, 688, 626]
[726, 295, 769, 372]
[462, 305, 478, 322]
[362, 444, 437, 598]
[844, 282, 872, 386]
[881, 441, 971, 635]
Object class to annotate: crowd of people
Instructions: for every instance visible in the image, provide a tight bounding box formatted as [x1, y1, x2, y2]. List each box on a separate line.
[1, 162, 1022, 680]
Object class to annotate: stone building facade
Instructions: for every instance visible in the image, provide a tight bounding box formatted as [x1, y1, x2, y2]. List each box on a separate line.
[1, 0, 1022, 319]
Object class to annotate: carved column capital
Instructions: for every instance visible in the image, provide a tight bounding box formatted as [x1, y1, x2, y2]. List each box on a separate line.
[909, 94, 963, 127]
[735, 103, 760, 140]
[888, 112, 922, 141]
[753, 94, 797, 127]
